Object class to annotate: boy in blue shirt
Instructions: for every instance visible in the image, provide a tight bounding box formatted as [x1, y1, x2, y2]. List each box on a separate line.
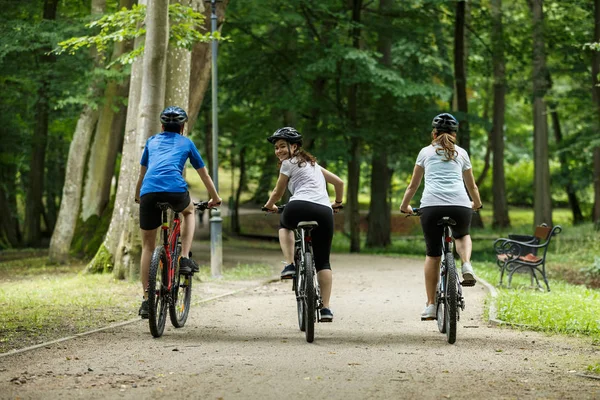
[135, 106, 221, 318]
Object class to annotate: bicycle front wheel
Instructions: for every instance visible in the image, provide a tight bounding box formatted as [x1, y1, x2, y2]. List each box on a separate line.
[148, 247, 169, 338]
[303, 251, 316, 343]
[444, 252, 458, 344]
[170, 243, 192, 328]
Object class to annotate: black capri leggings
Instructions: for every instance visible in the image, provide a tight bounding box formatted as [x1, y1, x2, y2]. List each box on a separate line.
[420, 205, 473, 257]
[279, 200, 334, 272]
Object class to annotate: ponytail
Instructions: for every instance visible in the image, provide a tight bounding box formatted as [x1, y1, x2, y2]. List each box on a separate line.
[431, 129, 458, 161]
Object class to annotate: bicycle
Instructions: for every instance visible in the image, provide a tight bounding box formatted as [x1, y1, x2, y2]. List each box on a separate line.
[405, 207, 467, 344]
[262, 204, 326, 343]
[147, 201, 210, 338]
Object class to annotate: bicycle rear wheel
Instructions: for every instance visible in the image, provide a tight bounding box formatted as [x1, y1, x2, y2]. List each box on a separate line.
[303, 251, 316, 343]
[170, 243, 192, 328]
[444, 252, 458, 344]
[148, 247, 168, 338]
[295, 255, 305, 331]
[436, 278, 446, 334]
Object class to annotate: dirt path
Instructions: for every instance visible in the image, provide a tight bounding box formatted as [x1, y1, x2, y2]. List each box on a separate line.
[1, 244, 599, 399]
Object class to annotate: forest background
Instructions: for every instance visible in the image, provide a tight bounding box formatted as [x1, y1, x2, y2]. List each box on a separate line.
[1, 0, 599, 282]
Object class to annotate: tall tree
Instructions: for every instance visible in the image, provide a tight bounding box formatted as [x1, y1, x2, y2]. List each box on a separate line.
[366, 0, 392, 248]
[49, 0, 107, 263]
[80, 0, 134, 222]
[531, 0, 552, 226]
[115, 0, 169, 278]
[346, 0, 363, 253]
[24, 0, 59, 246]
[593, 0, 600, 227]
[490, 0, 510, 228]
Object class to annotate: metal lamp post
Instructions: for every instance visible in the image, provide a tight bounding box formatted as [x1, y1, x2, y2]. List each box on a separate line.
[207, 0, 222, 278]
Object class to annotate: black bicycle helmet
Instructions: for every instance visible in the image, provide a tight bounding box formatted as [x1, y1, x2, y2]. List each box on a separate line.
[431, 113, 459, 133]
[160, 106, 188, 125]
[267, 127, 303, 145]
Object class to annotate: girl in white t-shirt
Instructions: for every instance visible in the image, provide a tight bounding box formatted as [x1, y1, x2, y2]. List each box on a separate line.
[399, 113, 483, 321]
[263, 127, 344, 322]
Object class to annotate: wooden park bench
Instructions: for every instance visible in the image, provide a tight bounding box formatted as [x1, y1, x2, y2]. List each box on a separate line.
[493, 223, 562, 291]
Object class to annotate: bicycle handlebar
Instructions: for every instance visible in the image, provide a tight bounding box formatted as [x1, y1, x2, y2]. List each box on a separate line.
[194, 201, 213, 211]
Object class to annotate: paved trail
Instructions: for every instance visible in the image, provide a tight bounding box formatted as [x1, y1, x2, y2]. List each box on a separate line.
[1, 244, 599, 399]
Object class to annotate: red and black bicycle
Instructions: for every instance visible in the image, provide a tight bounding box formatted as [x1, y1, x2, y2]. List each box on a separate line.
[147, 201, 209, 338]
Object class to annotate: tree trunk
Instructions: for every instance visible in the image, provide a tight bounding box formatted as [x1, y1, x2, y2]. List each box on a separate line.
[165, 0, 193, 114]
[592, 0, 600, 227]
[81, 0, 133, 222]
[24, 0, 59, 247]
[366, 0, 392, 249]
[347, 0, 363, 253]
[117, 0, 170, 279]
[531, 0, 552, 226]
[0, 184, 19, 248]
[232, 147, 246, 234]
[89, 0, 147, 275]
[48, 0, 107, 263]
[187, 0, 229, 134]
[490, 0, 510, 228]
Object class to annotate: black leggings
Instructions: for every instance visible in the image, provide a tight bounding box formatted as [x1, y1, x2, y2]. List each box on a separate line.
[279, 200, 334, 272]
[420, 206, 472, 257]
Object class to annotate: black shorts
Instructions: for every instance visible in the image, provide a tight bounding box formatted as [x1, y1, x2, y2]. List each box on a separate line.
[139, 191, 191, 230]
[419, 206, 473, 257]
[279, 200, 334, 272]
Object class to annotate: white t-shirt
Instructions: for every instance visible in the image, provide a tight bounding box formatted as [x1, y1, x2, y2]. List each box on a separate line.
[280, 158, 331, 209]
[416, 144, 472, 208]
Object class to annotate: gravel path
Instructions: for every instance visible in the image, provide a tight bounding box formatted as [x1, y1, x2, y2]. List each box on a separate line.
[1, 244, 599, 399]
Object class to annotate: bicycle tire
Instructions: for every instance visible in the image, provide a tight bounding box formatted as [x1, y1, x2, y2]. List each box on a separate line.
[436, 279, 446, 334]
[303, 251, 316, 343]
[445, 251, 458, 344]
[148, 247, 168, 338]
[295, 252, 305, 331]
[170, 243, 192, 328]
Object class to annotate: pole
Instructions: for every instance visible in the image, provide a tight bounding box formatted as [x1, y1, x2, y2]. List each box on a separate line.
[208, 0, 222, 278]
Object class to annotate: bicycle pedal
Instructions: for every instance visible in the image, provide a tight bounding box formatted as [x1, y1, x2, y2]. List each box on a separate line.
[421, 316, 436, 321]
[461, 280, 476, 287]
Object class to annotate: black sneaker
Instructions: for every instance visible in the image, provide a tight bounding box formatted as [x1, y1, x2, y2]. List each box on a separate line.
[320, 308, 333, 322]
[138, 299, 149, 319]
[179, 257, 199, 275]
[280, 263, 296, 279]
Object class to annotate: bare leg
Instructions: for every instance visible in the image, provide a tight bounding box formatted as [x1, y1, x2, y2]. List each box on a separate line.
[180, 201, 195, 258]
[454, 235, 472, 264]
[424, 256, 441, 305]
[317, 269, 332, 308]
[141, 228, 158, 297]
[278, 228, 294, 264]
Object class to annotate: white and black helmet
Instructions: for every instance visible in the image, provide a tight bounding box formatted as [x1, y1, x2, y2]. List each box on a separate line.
[267, 127, 303, 145]
[160, 106, 188, 125]
[431, 113, 459, 133]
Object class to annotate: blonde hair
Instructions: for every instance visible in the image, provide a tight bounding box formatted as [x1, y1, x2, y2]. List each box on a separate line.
[431, 129, 458, 161]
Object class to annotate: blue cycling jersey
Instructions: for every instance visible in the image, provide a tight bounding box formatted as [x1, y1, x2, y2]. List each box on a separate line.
[140, 132, 205, 197]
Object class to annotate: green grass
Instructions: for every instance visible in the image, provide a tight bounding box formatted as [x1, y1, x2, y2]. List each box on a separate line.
[0, 255, 272, 354]
[0, 261, 139, 353]
[476, 262, 600, 340]
[196, 262, 274, 281]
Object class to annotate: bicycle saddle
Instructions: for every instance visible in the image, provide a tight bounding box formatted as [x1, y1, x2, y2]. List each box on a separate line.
[437, 217, 457, 226]
[155, 202, 174, 211]
[297, 221, 318, 229]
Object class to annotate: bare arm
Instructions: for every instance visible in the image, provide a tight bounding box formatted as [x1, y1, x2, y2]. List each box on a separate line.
[196, 167, 222, 207]
[399, 164, 424, 213]
[134, 165, 147, 203]
[462, 168, 483, 209]
[321, 167, 344, 206]
[264, 173, 289, 210]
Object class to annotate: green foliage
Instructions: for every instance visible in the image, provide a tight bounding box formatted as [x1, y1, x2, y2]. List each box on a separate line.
[55, 3, 213, 66]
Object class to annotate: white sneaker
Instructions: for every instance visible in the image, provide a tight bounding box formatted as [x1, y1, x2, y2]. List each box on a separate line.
[421, 303, 436, 321]
[461, 262, 476, 287]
